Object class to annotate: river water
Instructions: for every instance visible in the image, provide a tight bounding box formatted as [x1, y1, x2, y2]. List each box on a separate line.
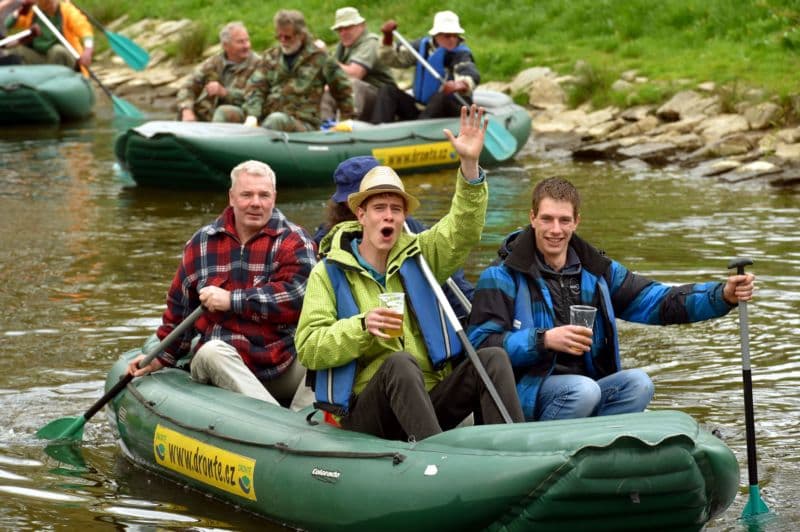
[0, 107, 798, 531]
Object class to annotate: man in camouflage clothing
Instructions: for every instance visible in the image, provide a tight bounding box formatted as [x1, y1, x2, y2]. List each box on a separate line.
[176, 21, 258, 123]
[242, 9, 354, 132]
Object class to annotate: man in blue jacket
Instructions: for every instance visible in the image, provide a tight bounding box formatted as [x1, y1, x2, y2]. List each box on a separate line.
[467, 176, 756, 422]
[370, 10, 479, 123]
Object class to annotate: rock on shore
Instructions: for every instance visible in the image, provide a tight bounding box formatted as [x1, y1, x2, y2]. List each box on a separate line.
[94, 18, 800, 188]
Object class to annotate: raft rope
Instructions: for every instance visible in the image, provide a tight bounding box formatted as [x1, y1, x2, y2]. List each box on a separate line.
[126, 383, 407, 465]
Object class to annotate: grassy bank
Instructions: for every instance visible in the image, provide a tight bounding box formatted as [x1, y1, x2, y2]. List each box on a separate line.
[82, 0, 800, 112]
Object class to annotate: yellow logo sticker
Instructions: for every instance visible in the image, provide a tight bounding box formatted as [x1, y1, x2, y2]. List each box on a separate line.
[372, 142, 458, 169]
[153, 424, 257, 501]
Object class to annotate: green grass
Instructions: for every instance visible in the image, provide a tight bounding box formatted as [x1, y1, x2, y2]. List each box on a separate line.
[80, 0, 800, 111]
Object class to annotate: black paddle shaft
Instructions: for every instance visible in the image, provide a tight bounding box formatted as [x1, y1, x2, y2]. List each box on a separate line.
[80, 305, 204, 423]
[727, 257, 759, 486]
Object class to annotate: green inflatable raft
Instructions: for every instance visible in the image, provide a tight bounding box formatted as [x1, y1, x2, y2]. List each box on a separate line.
[106, 347, 738, 531]
[113, 90, 532, 189]
[0, 64, 95, 124]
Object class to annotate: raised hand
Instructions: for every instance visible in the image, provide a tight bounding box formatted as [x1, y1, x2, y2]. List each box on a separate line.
[443, 104, 487, 180]
[381, 20, 397, 46]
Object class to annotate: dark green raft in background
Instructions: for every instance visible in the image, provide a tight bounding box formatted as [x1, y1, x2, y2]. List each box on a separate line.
[113, 90, 532, 189]
[106, 346, 738, 531]
[0, 64, 95, 125]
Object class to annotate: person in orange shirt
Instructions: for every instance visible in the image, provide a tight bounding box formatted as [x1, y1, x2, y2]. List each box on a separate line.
[4, 0, 92, 70]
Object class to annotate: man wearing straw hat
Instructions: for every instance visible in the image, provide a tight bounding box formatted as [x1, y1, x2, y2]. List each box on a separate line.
[296, 105, 523, 441]
[370, 10, 479, 123]
[321, 6, 396, 121]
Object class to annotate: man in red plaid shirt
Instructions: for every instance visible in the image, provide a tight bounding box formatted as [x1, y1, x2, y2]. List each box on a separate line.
[128, 160, 317, 407]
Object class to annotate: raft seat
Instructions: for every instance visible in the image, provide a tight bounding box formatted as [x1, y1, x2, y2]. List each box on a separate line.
[498, 437, 719, 531]
[121, 133, 225, 189]
[0, 86, 60, 124]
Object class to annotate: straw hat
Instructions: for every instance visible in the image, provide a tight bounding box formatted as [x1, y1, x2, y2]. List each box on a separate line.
[428, 10, 465, 35]
[331, 156, 379, 203]
[347, 166, 420, 214]
[331, 7, 365, 30]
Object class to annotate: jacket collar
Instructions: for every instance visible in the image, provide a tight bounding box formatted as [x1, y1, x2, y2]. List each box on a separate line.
[205, 206, 287, 241]
[323, 220, 420, 273]
[500, 225, 611, 277]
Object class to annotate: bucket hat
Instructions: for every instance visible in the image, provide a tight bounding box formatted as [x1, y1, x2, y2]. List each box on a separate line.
[331, 156, 379, 203]
[347, 166, 420, 214]
[428, 10, 465, 35]
[331, 7, 365, 30]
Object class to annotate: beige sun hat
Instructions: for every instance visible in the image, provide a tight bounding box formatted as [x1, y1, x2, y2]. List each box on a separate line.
[347, 166, 420, 214]
[428, 10, 465, 35]
[331, 7, 366, 30]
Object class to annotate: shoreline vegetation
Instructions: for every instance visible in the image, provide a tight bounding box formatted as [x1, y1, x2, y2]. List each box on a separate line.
[85, 1, 800, 187]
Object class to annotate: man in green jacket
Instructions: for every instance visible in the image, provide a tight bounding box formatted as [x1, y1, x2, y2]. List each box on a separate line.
[295, 105, 523, 441]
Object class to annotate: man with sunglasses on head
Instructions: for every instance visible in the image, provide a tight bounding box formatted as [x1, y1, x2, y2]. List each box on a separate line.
[370, 10, 479, 124]
[242, 9, 354, 132]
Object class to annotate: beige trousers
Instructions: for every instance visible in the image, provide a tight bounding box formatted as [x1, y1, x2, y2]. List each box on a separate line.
[190, 339, 313, 410]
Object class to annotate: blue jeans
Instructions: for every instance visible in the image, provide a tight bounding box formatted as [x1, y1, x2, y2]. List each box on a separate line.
[534, 369, 654, 421]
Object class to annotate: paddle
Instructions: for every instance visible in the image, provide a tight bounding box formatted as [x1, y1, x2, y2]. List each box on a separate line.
[31, 5, 143, 119]
[393, 30, 518, 161]
[71, 2, 149, 71]
[405, 222, 514, 424]
[727, 257, 770, 519]
[0, 29, 32, 48]
[36, 305, 204, 441]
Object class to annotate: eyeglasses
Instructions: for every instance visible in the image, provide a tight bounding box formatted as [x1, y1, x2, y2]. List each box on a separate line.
[276, 32, 296, 42]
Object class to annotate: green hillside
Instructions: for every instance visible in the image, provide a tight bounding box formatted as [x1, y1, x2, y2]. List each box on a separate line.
[81, 0, 800, 110]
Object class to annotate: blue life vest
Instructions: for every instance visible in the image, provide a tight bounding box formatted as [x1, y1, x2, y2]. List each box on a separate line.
[511, 268, 620, 419]
[314, 258, 463, 415]
[412, 37, 471, 105]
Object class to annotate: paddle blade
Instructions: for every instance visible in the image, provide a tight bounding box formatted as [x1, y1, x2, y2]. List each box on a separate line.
[36, 416, 86, 441]
[112, 95, 144, 119]
[484, 118, 518, 161]
[741, 485, 770, 518]
[44, 442, 88, 469]
[106, 31, 149, 71]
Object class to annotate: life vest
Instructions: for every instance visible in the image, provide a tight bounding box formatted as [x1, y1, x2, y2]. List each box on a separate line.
[510, 268, 619, 378]
[314, 257, 463, 415]
[412, 37, 471, 105]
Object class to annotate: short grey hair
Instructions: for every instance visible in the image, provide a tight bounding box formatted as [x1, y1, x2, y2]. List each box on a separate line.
[220, 21, 247, 44]
[230, 160, 276, 189]
[273, 9, 310, 40]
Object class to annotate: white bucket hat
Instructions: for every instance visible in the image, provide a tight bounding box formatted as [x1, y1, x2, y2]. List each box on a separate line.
[347, 166, 420, 214]
[331, 7, 365, 30]
[428, 10, 465, 35]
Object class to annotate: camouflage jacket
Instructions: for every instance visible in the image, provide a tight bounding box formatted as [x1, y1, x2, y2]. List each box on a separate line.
[176, 51, 259, 121]
[243, 38, 354, 129]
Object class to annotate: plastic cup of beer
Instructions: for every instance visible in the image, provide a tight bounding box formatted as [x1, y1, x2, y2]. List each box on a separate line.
[569, 305, 597, 329]
[378, 292, 405, 338]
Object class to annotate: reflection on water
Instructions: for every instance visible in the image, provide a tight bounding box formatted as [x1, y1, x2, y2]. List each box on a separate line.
[0, 115, 798, 531]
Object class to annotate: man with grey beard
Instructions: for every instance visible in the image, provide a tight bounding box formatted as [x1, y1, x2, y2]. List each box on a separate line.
[242, 9, 354, 132]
